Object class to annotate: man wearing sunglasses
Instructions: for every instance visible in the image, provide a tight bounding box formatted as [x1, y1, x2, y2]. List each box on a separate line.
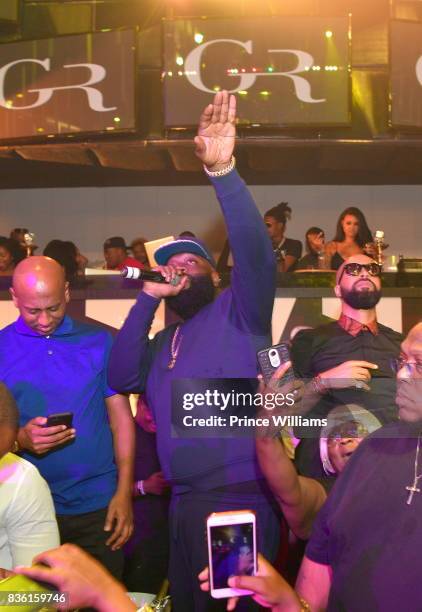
[291, 253, 402, 480]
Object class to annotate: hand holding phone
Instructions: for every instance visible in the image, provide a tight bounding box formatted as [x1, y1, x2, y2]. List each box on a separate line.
[18, 414, 75, 455]
[207, 510, 257, 599]
[199, 553, 300, 611]
[257, 343, 294, 386]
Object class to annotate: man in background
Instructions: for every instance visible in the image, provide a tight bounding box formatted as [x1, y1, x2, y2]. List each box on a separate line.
[291, 253, 402, 479]
[130, 238, 149, 267]
[104, 236, 144, 271]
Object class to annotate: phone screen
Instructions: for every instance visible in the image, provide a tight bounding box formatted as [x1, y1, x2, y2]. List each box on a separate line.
[210, 522, 255, 589]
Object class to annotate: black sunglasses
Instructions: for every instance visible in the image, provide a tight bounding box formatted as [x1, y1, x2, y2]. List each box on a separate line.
[339, 262, 381, 282]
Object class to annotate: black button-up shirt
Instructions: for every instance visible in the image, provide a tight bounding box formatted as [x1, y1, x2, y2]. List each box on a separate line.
[290, 317, 402, 479]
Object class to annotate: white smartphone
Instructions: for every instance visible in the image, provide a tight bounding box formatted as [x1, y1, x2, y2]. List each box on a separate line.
[207, 510, 257, 599]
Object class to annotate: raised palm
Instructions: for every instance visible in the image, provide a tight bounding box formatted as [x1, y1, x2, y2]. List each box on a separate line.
[194, 90, 236, 170]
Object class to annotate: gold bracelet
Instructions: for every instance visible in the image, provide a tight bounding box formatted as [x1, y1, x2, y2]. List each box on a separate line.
[12, 439, 20, 454]
[203, 156, 236, 177]
[299, 597, 311, 611]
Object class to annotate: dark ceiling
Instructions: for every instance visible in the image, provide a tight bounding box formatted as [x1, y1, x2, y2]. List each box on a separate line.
[1, 137, 422, 187]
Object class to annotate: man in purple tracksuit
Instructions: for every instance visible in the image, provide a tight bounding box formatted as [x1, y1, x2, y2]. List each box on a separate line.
[108, 91, 280, 611]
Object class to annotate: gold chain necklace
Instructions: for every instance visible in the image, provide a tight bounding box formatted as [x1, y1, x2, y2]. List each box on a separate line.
[168, 324, 182, 370]
[405, 433, 422, 505]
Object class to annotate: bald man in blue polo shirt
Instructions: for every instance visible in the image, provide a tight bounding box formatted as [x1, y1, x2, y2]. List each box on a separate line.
[0, 256, 134, 578]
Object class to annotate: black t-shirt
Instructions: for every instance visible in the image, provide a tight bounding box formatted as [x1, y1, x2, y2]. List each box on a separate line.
[274, 238, 302, 268]
[306, 422, 422, 612]
[291, 322, 402, 479]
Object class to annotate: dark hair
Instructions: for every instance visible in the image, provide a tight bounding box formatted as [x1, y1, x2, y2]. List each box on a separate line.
[10, 228, 29, 240]
[44, 239, 78, 281]
[334, 207, 373, 248]
[305, 227, 324, 253]
[306, 226, 324, 237]
[63, 241, 78, 258]
[264, 202, 292, 226]
[179, 231, 196, 238]
[0, 237, 25, 266]
[131, 237, 147, 248]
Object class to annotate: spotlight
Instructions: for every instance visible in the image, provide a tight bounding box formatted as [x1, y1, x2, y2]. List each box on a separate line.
[325, 30, 333, 39]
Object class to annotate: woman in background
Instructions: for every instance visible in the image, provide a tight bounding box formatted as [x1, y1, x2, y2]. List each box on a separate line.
[0, 238, 25, 275]
[325, 206, 374, 270]
[43, 240, 88, 282]
[296, 227, 325, 270]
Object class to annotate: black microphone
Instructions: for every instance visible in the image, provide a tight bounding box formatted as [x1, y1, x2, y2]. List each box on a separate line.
[121, 266, 181, 285]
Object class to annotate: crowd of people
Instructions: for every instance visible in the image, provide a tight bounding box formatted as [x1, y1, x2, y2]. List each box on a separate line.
[0, 91, 420, 612]
[1, 206, 381, 281]
[1, 164, 384, 281]
[0, 232, 149, 280]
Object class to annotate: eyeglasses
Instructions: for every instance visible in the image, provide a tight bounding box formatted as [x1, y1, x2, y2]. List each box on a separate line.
[390, 357, 422, 376]
[339, 262, 381, 282]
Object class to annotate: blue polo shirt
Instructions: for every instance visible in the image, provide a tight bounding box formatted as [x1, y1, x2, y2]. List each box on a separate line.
[0, 315, 117, 515]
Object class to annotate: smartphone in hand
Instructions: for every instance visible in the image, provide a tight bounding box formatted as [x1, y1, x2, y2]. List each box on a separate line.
[207, 510, 256, 599]
[257, 342, 294, 385]
[44, 412, 73, 429]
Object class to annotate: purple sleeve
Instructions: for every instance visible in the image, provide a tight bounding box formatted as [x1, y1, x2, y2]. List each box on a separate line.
[107, 292, 160, 392]
[210, 170, 276, 334]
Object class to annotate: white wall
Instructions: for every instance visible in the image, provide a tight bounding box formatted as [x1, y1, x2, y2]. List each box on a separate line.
[0, 183, 420, 262]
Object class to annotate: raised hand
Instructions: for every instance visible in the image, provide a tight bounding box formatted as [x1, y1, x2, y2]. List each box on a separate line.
[194, 90, 236, 171]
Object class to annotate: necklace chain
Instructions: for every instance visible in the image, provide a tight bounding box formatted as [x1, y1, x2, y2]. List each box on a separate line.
[168, 324, 182, 370]
[406, 433, 422, 505]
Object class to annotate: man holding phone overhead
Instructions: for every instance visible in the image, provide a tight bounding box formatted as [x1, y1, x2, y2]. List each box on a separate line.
[0, 256, 134, 579]
[108, 91, 280, 611]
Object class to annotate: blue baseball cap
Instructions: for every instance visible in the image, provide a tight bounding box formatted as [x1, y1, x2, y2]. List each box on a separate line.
[154, 237, 216, 268]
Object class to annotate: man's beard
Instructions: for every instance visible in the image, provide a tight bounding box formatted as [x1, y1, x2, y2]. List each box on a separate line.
[166, 274, 217, 320]
[342, 280, 382, 310]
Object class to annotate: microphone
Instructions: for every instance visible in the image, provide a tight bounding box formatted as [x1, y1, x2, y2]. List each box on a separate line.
[121, 266, 181, 286]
